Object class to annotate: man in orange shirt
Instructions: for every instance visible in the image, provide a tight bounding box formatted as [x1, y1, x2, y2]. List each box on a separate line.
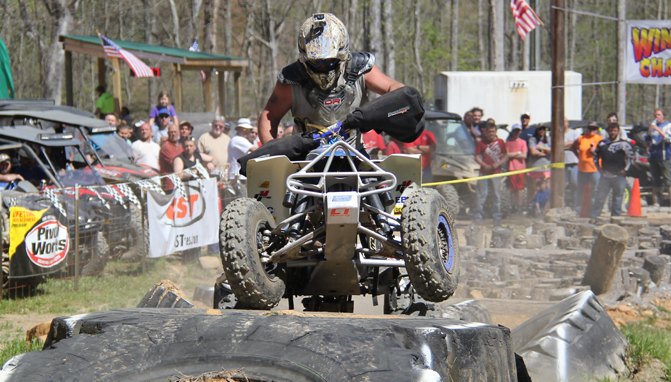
[572, 122, 603, 214]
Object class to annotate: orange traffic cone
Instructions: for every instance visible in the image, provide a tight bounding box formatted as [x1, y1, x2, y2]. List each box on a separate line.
[628, 178, 642, 217]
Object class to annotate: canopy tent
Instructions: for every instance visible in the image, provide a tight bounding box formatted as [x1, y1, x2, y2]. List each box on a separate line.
[0, 37, 14, 99]
[59, 34, 248, 116]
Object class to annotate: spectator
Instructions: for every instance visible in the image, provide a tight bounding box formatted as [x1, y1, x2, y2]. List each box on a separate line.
[198, 118, 231, 176]
[252, 126, 261, 148]
[572, 122, 603, 213]
[227, 118, 258, 179]
[179, 121, 194, 145]
[131, 121, 160, 171]
[505, 126, 527, 212]
[120, 106, 133, 126]
[591, 123, 634, 221]
[402, 128, 436, 182]
[276, 124, 285, 139]
[472, 122, 507, 221]
[604, 112, 627, 140]
[152, 107, 174, 143]
[0, 153, 24, 188]
[104, 113, 119, 128]
[158, 124, 183, 175]
[362, 130, 387, 159]
[464, 110, 480, 143]
[563, 118, 581, 208]
[532, 177, 551, 217]
[518, 113, 535, 144]
[148, 91, 179, 128]
[646, 108, 671, 206]
[116, 122, 132, 145]
[173, 137, 214, 180]
[94, 85, 115, 119]
[527, 125, 552, 203]
[384, 137, 402, 156]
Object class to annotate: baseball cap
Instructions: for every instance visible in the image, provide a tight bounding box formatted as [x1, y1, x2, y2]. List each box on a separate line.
[236, 118, 254, 130]
[510, 123, 522, 132]
[157, 107, 170, 117]
[587, 121, 600, 130]
[0, 153, 10, 163]
[134, 119, 146, 128]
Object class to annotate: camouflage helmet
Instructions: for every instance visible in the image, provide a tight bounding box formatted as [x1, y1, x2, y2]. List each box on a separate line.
[297, 13, 350, 90]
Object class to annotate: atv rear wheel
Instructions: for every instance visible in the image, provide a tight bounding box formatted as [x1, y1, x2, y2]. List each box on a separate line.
[219, 198, 284, 309]
[435, 184, 460, 217]
[401, 188, 459, 302]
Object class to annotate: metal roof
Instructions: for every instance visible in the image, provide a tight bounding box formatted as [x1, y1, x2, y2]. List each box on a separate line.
[0, 109, 108, 129]
[60, 34, 248, 69]
[0, 125, 80, 147]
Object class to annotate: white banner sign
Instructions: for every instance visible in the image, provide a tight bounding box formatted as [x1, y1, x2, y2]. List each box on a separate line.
[626, 20, 671, 84]
[147, 178, 219, 258]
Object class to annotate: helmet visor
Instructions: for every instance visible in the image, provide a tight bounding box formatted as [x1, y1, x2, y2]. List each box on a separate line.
[305, 58, 341, 74]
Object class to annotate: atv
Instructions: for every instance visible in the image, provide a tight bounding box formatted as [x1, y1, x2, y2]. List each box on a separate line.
[219, 88, 459, 312]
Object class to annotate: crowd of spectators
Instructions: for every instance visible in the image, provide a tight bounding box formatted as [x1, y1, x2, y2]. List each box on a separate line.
[97, 90, 279, 192]
[460, 105, 671, 222]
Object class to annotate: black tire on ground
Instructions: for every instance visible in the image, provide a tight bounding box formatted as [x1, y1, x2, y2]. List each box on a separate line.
[129, 205, 148, 260]
[219, 197, 284, 309]
[81, 232, 110, 276]
[512, 290, 628, 381]
[401, 188, 460, 302]
[435, 184, 460, 217]
[137, 281, 194, 308]
[2, 309, 518, 381]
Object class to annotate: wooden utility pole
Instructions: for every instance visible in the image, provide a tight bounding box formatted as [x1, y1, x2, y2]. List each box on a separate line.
[550, 0, 565, 208]
[617, 1, 627, 123]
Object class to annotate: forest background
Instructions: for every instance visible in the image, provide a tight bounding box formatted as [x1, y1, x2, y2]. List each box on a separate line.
[1, 0, 670, 126]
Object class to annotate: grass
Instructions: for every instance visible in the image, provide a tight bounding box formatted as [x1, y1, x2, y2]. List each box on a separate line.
[621, 318, 671, 381]
[0, 255, 220, 367]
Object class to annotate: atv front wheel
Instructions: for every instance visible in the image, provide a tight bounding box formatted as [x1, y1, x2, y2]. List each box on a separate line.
[219, 198, 284, 309]
[401, 188, 459, 302]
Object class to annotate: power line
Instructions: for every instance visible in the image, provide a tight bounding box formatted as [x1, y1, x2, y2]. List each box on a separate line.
[550, 6, 621, 22]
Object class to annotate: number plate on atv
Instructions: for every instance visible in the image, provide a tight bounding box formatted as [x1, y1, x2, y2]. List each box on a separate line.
[326, 191, 359, 225]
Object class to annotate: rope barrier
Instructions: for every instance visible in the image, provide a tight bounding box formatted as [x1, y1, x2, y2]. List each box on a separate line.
[422, 162, 565, 187]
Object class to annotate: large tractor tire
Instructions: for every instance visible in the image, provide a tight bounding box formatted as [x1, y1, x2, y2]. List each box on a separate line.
[219, 197, 284, 309]
[401, 188, 460, 302]
[435, 184, 460, 217]
[0, 309, 519, 381]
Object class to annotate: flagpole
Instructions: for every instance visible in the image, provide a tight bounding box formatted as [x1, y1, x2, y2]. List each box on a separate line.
[97, 32, 122, 114]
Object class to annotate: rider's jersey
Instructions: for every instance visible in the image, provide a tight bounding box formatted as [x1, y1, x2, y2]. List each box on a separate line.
[278, 52, 375, 133]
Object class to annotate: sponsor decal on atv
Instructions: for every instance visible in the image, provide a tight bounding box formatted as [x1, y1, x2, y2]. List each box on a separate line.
[25, 218, 69, 268]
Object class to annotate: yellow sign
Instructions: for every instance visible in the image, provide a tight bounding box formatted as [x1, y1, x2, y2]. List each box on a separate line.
[8, 206, 48, 259]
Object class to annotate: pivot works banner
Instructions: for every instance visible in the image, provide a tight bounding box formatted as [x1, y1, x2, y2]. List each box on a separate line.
[8, 205, 69, 279]
[626, 20, 671, 84]
[147, 178, 219, 258]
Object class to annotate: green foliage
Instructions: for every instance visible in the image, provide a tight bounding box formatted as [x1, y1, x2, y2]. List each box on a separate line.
[0, 339, 42, 367]
[621, 320, 671, 380]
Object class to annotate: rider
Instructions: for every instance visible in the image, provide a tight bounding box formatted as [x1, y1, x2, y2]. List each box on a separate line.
[258, 13, 404, 145]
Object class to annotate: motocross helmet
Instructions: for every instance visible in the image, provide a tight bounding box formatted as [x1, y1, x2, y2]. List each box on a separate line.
[298, 13, 350, 91]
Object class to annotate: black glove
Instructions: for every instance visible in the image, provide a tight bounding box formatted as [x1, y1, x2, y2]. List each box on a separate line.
[342, 86, 425, 142]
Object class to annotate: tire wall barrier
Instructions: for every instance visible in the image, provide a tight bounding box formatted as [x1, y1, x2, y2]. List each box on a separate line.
[512, 290, 628, 381]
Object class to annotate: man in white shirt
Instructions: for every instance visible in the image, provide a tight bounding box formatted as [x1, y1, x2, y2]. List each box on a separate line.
[563, 118, 581, 209]
[131, 121, 160, 171]
[228, 118, 257, 179]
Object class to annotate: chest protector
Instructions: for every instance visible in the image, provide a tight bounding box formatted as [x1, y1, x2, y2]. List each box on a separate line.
[278, 52, 375, 131]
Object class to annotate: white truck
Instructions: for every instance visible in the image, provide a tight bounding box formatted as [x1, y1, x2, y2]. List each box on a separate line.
[433, 70, 583, 126]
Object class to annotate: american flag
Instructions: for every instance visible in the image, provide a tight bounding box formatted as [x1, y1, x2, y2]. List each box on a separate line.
[510, 0, 543, 40]
[189, 38, 208, 82]
[98, 33, 154, 77]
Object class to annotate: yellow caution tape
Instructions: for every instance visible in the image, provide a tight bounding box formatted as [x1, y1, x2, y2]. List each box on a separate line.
[422, 162, 566, 187]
